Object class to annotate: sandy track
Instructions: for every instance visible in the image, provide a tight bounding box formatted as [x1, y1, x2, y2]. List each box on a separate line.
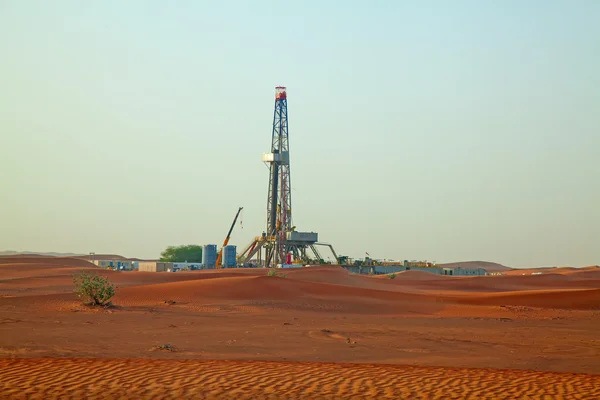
[1, 358, 599, 400]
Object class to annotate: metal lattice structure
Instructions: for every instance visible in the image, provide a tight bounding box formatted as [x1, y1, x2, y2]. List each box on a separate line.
[238, 87, 338, 268]
[264, 87, 292, 266]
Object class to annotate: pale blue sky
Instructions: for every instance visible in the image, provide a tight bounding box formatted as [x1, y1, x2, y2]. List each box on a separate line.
[1, 1, 598, 267]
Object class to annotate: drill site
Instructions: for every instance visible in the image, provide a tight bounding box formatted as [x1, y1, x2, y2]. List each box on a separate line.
[2, 87, 599, 399]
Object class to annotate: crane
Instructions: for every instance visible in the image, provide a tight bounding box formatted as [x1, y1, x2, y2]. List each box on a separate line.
[216, 207, 243, 268]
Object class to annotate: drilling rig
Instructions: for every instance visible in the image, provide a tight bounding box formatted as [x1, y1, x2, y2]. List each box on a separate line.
[238, 87, 338, 268]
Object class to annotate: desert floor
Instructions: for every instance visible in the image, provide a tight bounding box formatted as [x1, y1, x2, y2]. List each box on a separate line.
[1, 257, 599, 399]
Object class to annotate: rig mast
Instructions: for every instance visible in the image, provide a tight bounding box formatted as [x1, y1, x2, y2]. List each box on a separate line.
[237, 87, 338, 268]
[264, 87, 292, 266]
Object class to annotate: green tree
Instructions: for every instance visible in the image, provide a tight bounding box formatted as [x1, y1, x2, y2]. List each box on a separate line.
[160, 245, 203, 263]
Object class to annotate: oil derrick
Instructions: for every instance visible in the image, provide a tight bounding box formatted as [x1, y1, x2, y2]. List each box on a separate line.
[264, 87, 292, 266]
[238, 87, 338, 268]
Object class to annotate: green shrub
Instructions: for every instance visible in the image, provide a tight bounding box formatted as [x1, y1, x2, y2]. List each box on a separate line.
[389, 273, 396, 279]
[267, 269, 287, 278]
[153, 343, 177, 352]
[73, 271, 116, 306]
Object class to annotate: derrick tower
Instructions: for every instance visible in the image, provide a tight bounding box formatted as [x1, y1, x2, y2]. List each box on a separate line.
[264, 86, 292, 265]
[237, 87, 338, 268]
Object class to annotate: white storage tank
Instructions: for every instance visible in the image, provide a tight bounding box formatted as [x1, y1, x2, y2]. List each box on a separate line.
[202, 244, 217, 268]
[222, 245, 237, 268]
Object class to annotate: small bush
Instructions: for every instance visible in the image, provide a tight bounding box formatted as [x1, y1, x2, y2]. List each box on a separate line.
[73, 271, 116, 306]
[389, 273, 396, 279]
[267, 269, 286, 278]
[153, 343, 177, 352]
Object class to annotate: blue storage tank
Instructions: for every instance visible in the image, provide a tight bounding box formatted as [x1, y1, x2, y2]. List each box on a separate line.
[202, 244, 217, 268]
[222, 245, 237, 268]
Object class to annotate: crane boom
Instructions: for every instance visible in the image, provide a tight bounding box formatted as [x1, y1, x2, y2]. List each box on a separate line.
[216, 207, 243, 268]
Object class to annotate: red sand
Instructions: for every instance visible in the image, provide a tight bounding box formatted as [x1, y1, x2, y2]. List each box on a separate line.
[1, 258, 599, 399]
[2, 358, 599, 400]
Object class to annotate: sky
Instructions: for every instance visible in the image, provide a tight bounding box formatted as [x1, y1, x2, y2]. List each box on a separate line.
[1, 1, 598, 268]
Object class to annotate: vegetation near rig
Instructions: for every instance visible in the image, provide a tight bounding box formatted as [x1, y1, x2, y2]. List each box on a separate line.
[237, 87, 338, 268]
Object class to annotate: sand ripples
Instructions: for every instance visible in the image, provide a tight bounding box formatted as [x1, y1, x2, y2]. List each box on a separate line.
[1, 358, 598, 399]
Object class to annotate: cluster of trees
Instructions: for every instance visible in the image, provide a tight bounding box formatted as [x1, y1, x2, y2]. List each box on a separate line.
[159, 245, 203, 263]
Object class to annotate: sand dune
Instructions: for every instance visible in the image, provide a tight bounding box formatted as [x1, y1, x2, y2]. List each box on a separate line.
[2, 263, 599, 310]
[1, 260, 600, 398]
[440, 260, 511, 272]
[581, 265, 600, 270]
[0, 256, 96, 268]
[451, 288, 600, 309]
[0, 257, 100, 284]
[0, 260, 264, 297]
[1, 358, 598, 400]
[506, 266, 600, 275]
[376, 270, 452, 280]
[121, 274, 434, 303]
[8, 273, 439, 316]
[0, 253, 59, 258]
